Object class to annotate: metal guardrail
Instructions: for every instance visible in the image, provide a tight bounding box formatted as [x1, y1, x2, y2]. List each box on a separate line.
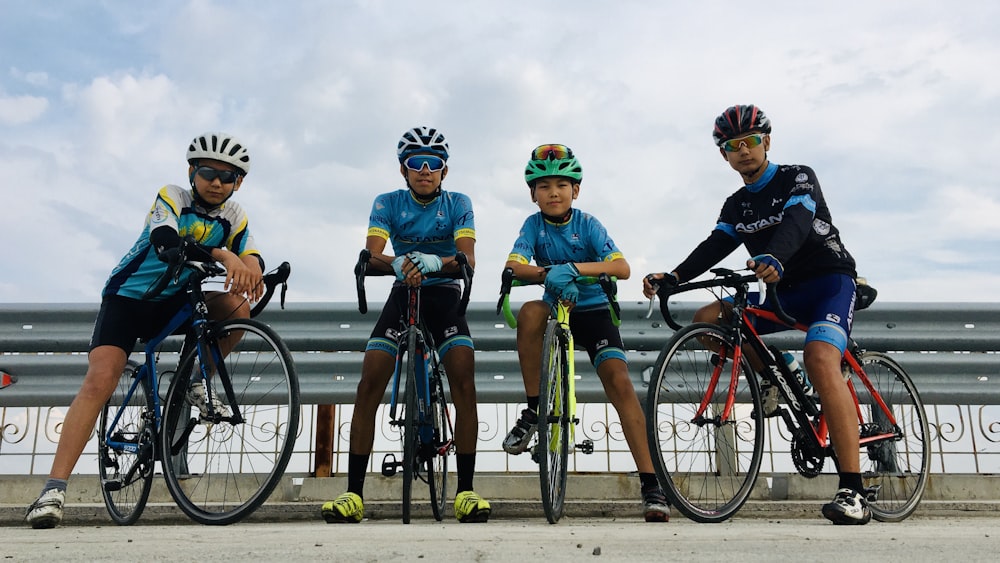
[2, 301, 1000, 406]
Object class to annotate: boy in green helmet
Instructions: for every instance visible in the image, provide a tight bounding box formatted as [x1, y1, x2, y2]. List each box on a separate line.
[501, 143, 669, 522]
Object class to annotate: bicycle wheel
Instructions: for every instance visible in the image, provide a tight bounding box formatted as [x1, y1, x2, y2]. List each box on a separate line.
[645, 323, 765, 523]
[854, 351, 930, 522]
[99, 360, 154, 525]
[160, 318, 300, 525]
[427, 367, 450, 521]
[537, 319, 570, 524]
[401, 329, 418, 524]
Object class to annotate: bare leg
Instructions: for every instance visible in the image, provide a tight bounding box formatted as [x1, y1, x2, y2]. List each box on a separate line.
[48, 346, 128, 479]
[443, 346, 478, 454]
[805, 341, 860, 472]
[348, 350, 395, 455]
[595, 358, 654, 473]
[514, 301, 550, 397]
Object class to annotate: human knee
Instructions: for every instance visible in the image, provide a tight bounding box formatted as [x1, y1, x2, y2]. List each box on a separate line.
[693, 302, 723, 324]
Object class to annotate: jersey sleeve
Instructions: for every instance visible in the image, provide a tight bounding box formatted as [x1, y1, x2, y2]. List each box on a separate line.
[452, 192, 476, 241]
[507, 215, 537, 265]
[672, 197, 742, 282]
[367, 193, 392, 241]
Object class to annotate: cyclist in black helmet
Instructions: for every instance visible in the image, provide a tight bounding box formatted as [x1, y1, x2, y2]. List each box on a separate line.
[644, 105, 869, 525]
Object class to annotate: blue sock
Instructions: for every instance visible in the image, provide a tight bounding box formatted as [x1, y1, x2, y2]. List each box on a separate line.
[43, 478, 67, 494]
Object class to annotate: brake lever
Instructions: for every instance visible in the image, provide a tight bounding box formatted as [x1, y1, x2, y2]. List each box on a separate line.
[645, 274, 660, 319]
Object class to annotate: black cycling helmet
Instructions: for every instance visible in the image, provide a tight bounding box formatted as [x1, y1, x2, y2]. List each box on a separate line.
[712, 105, 772, 146]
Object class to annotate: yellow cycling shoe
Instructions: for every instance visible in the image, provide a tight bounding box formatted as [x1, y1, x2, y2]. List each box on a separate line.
[454, 490, 491, 523]
[321, 492, 364, 523]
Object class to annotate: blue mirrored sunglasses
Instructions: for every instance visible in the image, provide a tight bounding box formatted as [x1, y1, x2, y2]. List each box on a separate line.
[194, 166, 241, 184]
[403, 154, 447, 172]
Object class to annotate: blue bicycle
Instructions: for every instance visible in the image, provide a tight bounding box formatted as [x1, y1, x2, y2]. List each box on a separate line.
[354, 249, 473, 523]
[98, 237, 299, 525]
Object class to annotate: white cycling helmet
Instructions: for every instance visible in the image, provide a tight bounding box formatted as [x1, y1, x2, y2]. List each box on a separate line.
[396, 126, 449, 162]
[186, 132, 251, 174]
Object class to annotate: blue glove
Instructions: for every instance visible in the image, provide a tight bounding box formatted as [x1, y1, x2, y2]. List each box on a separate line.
[544, 263, 580, 297]
[391, 256, 408, 280]
[407, 252, 443, 275]
[560, 281, 580, 303]
[750, 254, 784, 279]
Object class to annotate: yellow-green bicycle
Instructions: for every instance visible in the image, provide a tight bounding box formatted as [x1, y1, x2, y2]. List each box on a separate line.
[496, 267, 620, 523]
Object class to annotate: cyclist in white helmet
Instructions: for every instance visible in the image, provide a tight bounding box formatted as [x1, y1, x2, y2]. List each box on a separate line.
[322, 127, 491, 524]
[26, 132, 266, 529]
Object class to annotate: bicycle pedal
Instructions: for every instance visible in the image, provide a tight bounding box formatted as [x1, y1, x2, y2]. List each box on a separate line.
[864, 485, 881, 503]
[381, 453, 400, 477]
[530, 445, 541, 464]
[577, 439, 594, 454]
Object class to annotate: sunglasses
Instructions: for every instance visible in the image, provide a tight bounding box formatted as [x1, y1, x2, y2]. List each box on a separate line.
[531, 144, 574, 160]
[720, 133, 767, 152]
[403, 154, 447, 172]
[194, 166, 241, 184]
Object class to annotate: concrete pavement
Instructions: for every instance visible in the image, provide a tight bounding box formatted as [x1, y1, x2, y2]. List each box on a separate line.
[3, 516, 1000, 562]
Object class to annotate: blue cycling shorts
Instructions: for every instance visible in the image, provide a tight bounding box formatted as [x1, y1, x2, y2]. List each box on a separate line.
[749, 273, 857, 354]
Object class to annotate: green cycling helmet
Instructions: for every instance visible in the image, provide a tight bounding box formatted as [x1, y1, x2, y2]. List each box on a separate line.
[524, 143, 583, 185]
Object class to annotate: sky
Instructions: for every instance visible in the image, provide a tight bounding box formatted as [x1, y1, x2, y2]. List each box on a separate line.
[2, 0, 998, 306]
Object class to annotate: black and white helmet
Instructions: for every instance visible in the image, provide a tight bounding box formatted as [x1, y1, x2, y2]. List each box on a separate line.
[186, 132, 251, 174]
[396, 126, 449, 162]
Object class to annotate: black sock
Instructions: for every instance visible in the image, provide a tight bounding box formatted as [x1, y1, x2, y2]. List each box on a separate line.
[838, 472, 864, 495]
[639, 473, 659, 491]
[456, 453, 476, 493]
[526, 396, 539, 412]
[347, 453, 369, 499]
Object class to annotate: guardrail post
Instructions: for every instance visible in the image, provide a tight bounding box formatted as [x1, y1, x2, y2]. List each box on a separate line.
[314, 404, 336, 477]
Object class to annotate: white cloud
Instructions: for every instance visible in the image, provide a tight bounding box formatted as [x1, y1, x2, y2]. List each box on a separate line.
[0, 94, 47, 124]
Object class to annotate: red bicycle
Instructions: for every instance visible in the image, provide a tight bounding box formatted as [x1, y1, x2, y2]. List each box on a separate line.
[645, 268, 930, 523]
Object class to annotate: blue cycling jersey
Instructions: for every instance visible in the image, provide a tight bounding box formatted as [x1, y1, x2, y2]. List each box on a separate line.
[507, 209, 624, 310]
[104, 184, 259, 300]
[367, 189, 476, 287]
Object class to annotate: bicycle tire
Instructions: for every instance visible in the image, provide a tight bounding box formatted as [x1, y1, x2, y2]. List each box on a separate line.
[645, 323, 765, 523]
[99, 360, 155, 525]
[401, 329, 418, 524]
[427, 363, 450, 521]
[538, 319, 570, 524]
[160, 318, 300, 525]
[854, 351, 930, 522]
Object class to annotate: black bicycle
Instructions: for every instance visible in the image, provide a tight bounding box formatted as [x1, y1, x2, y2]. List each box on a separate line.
[354, 249, 473, 523]
[645, 268, 929, 523]
[99, 237, 299, 525]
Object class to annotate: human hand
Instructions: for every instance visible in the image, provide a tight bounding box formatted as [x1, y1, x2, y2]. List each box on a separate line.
[748, 254, 783, 283]
[407, 252, 443, 275]
[544, 263, 579, 297]
[642, 272, 678, 299]
[221, 252, 263, 301]
[391, 255, 408, 281]
[560, 281, 580, 304]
